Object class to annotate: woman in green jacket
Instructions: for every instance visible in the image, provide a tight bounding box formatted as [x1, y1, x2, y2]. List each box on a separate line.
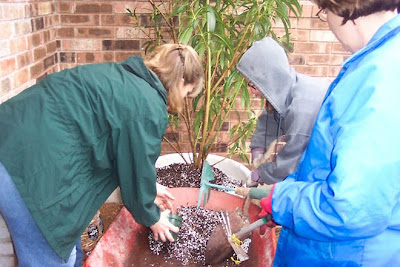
[0, 43, 204, 266]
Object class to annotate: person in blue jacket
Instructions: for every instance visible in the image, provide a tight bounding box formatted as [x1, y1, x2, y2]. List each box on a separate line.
[0, 43, 204, 266]
[259, 0, 400, 265]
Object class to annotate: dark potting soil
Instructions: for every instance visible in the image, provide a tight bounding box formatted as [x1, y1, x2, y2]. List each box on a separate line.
[93, 163, 250, 266]
[147, 206, 251, 267]
[149, 163, 250, 266]
[156, 163, 244, 189]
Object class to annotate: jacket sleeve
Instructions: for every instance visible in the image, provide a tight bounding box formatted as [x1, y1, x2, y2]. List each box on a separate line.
[250, 109, 279, 151]
[271, 66, 400, 241]
[113, 116, 167, 227]
[258, 132, 309, 184]
[258, 97, 315, 184]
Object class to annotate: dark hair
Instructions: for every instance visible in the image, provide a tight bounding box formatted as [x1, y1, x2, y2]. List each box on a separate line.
[313, 0, 400, 24]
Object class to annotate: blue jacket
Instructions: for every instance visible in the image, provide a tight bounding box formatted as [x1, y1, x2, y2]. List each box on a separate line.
[272, 14, 400, 266]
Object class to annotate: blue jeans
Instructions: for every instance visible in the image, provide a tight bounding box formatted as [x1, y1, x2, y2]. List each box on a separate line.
[0, 162, 78, 267]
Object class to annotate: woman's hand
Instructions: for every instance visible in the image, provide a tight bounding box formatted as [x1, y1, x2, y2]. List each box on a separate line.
[150, 209, 179, 242]
[154, 183, 175, 212]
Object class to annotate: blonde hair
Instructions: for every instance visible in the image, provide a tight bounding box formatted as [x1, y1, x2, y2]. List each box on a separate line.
[144, 43, 204, 113]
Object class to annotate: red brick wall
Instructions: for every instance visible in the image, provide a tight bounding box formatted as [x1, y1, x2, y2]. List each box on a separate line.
[0, 0, 350, 157]
[0, 0, 58, 103]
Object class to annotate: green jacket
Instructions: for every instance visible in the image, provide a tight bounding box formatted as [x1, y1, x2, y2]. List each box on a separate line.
[0, 56, 168, 260]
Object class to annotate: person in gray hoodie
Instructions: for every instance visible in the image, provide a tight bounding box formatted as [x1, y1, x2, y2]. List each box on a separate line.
[237, 37, 329, 184]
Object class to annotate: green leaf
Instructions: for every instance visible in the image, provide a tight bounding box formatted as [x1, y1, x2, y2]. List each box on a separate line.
[179, 27, 193, 44]
[207, 6, 216, 32]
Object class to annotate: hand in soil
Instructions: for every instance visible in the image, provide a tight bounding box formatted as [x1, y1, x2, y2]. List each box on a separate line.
[150, 209, 179, 242]
[155, 183, 175, 212]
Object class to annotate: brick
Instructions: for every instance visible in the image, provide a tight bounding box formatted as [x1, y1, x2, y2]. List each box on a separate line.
[62, 39, 102, 51]
[31, 32, 41, 46]
[140, 15, 170, 28]
[10, 36, 28, 54]
[294, 42, 331, 54]
[38, 2, 52, 15]
[46, 41, 57, 54]
[101, 14, 135, 26]
[36, 72, 48, 83]
[164, 132, 179, 142]
[299, 3, 314, 18]
[290, 29, 309, 42]
[103, 52, 114, 62]
[217, 132, 231, 143]
[0, 40, 10, 58]
[61, 15, 100, 26]
[332, 43, 349, 54]
[328, 54, 347, 65]
[0, 227, 11, 239]
[33, 46, 46, 61]
[281, 41, 294, 53]
[17, 51, 32, 68]
[76, 27, 113, 38]
[289, 54, 305, 65]
[58, 27, 75, 38]
[58, 2, 75, 13]
[116, 27, 148, 39]
[310, 19, 331, 30]
[114, 3, 133, 14]
[307, 54, 331, 65]
[0, 22, 13, 39]
[25, 3, 34, 17]
[75, 4, 112, 14]
[132, 2, 161, 14]
[28, 3, 39, 17]
[44, 55, 55, 69]
[0, 256, 16, 267]
[220, 122, 229, 132]
[227, 111, 250, 120]
[0, 57, 16, 77]
[103, 40, 140, 51]
[31, 17, 45, 31]
[60, 52, 76, 63]
[296, 17, 311, 29]
[26, 34, 33, 50]
[310, 30, 336, 42]
[329, 66, 342, 77]
[30, 62, 44, 79]
[14, 20, 31, 36]
[43, 30, 51, 43]
[13, 68, 29, 88]
[294, 65, 329, 77]
[0, 78, 11, 95]
[43, 16, 55, 29]
[115, 52, 140, 62]
[77, 52, 114, 63]
[2, 3, 25, 20]
[211, 143, 227, 153]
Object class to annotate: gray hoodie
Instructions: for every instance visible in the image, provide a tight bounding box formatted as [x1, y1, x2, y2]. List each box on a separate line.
[237, 37, 329, 184]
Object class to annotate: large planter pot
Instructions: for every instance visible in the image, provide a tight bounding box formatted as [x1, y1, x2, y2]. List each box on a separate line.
[86, 187, 276, 267]
[155, 153, 251, 184]
[105, 153, 251, 203]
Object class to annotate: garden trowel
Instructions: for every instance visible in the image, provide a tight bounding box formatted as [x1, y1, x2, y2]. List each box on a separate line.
[197, 161, 270, 207]
[205, 211, 273, 264]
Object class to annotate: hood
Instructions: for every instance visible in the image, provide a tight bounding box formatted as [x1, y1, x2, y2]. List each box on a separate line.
[237, 37, 296, 114]
[120, 56, 167, 104]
